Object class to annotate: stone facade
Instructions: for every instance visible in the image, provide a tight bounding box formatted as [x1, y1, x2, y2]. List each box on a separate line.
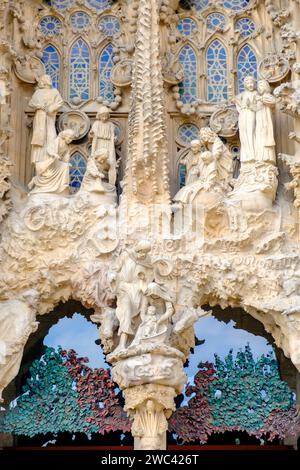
[0, 0, 300, 450]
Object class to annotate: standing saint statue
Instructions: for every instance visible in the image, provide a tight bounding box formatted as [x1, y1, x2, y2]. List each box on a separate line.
[29, 75, 64, 165]
[255, 80, 276, 164]
[234, 76, 257, 163]
[90, 106, 117, 186]
[108, 240, 153, 352]
[180, 139, 202, 186]
[28, 129, 75, 195]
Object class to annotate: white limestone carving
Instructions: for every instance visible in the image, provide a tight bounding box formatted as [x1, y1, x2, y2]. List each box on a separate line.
[79, 150, 117, 206]
[109, 241, 153, 352]
[173, 127, 233, 210]
[233, 76, 257, 164]
[29, 75, 64, 165]
[0, 290, 39, 402]
[255, 80, 277, 165]
[28, 129, 75, 195]
[90, 107, 117, 187]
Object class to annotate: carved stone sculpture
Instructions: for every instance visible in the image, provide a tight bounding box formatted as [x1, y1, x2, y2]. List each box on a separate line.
[109, 240, 153, 352]
[0, 290, 39, 402]
[29, 74, 64, 165]
[131, 282, 174, 348]
[234, 76, 257, 164]
[0, 65, 9, 106]
[173, 127, 233, 209]
[28, 129, 75, 195]
[255, 80, 276, 165]
[90, 106, 117, 187]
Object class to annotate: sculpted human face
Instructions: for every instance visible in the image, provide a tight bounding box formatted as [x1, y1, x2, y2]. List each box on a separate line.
[99, 112, 109, 122]
[244, 77, 256, 91]
[191, 141, 201, 154]
[258, 80, 269, 95]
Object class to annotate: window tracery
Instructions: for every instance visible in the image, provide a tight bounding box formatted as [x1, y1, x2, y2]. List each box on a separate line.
[207, 40, 228, 102]
[40, 16, 62, 37]
[70, 11, 91, 32]
[69, 152, 87, 193]
[177, 18, 197, 37]
[235, 18, 256, 38]
[41, 44, 61, 90]
[69, 39, 91, 102]
[178, 123, 199, 145]
[237, 44, 257, 92]
[99, 43, 115, 103]
[179, 45, 198, 104]
[98, 16, 121, 37]
[206, 13, 227, 32]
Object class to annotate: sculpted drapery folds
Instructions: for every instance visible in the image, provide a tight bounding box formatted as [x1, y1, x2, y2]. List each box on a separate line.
[90, 106, 117, 187]
[29, 75, 64, 165]
[28, 129, 75, 195]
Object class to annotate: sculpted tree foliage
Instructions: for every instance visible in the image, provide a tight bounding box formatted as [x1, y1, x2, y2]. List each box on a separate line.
[0, 347, 130, 437]
[169, 346, 300, 443]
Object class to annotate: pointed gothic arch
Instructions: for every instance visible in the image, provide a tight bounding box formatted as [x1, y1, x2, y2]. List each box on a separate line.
[69, 38, 91, 102]
[178, 44, 198, 104]
[206, 38, 228, 102]
[237, 43, 258, 92]
[41, 43, 61, 90]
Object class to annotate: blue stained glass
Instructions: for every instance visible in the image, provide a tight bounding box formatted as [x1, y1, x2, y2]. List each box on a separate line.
[47, 0, 75, 10]
[207, 13, 226, 31]
[207, 40, 228, 102]
[179, 45, 198, 104]
[99, 43, 115, 103]
[178, 123, 199, 144]
[179, 164, 187, 188]
[98, 16, 121, 37]
[85, 0, 113, 11]
[69, 39, 90, 102]
[190, 0, 209, 11]
[40, 16, 62, 37]
[41, 44, 60, 90]
[70, 12, 90, 31]
[69, 152, 87, 193]
[237, 44, 257, 92]
[235, 18, 256, 38]
[177, 18, 197, 37]
[224, 0, 250, 11]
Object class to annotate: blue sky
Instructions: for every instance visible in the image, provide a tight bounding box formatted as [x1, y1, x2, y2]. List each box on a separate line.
[44, 313, 272, 375]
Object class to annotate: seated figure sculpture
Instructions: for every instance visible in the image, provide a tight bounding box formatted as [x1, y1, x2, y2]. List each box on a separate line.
[79, 148, 117, 205]
[173, 127, 233, 210]
[28, 129, 75, 195]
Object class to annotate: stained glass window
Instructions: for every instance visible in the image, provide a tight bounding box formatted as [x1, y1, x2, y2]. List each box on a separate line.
[179, 164, 187, 188]
[179, 45, 198, 104]
[85, 0, 113, 11]
[207, 40, 228, 102]
[69, 152, 87, 193]
[46, 0, 75, 10]
[207, 13, 226, 31]
[224, 0, 250, 11]
[69, 39, 90, 102]
[40, 16, 62, 37]
[99, 43, 115, 103]
[177, 18, 197, 37]
[178, 123, 199, 145]
[235, 18, 256, 38]
[70, 12, 90, 32]
[188, 0, 209, 11]
[237, 44, 257, 92]
[98, 16, 121, 37]
[41, 45, 61, 90]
